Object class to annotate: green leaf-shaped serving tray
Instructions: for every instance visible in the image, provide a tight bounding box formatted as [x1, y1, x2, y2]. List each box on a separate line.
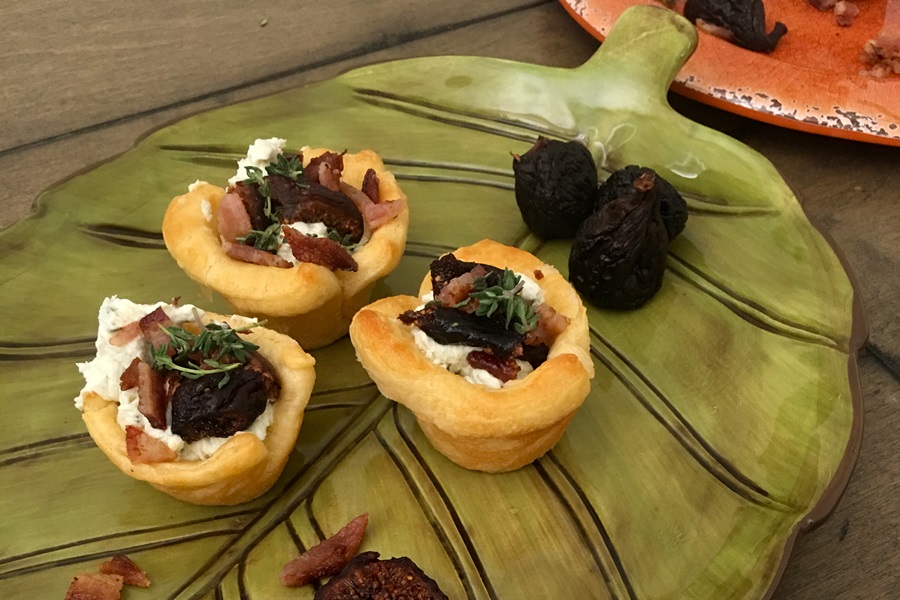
[0, 6, 865, 600]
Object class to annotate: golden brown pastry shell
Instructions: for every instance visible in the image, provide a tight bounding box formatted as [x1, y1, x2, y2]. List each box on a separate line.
[162, 148, 409, 349]
[80, 312, 316, 505]
[349, 239, 594, 473]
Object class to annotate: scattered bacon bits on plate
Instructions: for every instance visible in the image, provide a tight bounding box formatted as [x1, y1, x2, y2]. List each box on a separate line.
[280, 513, 369, 587]
[98, 555, 151, 588]
[64, 573, 124, 600]
[64, 554, 150, 599]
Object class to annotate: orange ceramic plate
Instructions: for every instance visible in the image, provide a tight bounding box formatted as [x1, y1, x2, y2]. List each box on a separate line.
[561, 0, 900, 146]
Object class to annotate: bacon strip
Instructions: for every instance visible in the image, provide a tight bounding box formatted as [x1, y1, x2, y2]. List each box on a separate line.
[524, 304, 570, 347]
[437, 266, 487, 308]
[216, 189, 253, 242]
[466, 350, 520, 383]
[223, 241, 293, 268]
[108, 321, 142, 347]
[64, 573, 124, 600]
[99, 555, 151, 588]
[119, 357, 142, 391]
[280, 514, 368, 587]
[137, 362, 168, 429]
[138, 307, 175, 350]
[304, 151, 344, 189]
[281, 226, 358, 271]
[125, 426, 177, 464]
[339, 181, 406, 230]
[361, 168, 380, 203]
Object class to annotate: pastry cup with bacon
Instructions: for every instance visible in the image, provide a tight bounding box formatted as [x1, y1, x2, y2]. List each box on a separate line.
[349, 239, 594, 472]
[163, 144, 409, 350]
[78, 301, 315, 505]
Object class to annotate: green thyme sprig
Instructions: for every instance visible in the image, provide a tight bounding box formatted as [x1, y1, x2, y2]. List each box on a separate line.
[326, 228, 363, 252]
[266, 153, 305, 181]
[150, 321, 263, 388]
[458, 268, 540, 334]
[236, 221, 283, 253]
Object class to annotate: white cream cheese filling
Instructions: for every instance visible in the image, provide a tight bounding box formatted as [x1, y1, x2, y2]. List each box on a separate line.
[411, 271, 543, 388]
[75, 296, 276, 460]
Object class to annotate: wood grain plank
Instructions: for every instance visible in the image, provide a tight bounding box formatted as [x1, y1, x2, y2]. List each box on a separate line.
[0, 0, 549, 153]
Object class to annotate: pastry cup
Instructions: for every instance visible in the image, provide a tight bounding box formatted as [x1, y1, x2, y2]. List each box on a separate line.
[80, 312, 316, 505]
[162, 148, 409, 349]
[349, 239, 594, 472]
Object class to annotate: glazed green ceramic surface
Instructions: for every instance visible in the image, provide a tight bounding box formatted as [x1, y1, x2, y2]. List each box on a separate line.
[0, 6, 861, 600]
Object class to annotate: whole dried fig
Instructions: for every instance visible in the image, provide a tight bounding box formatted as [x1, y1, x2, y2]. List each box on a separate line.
[513, 137, 598, 239]
[569, 173, 668, 309]
[596, 165, 687, 242]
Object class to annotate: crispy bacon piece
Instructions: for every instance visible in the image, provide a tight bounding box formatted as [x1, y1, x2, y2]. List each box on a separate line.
[281, 226, 358, 271]
[119, 358, 142, 391]
[125, 426, 177, 464]
[361, 168, 380, 203]
[108, 321, 141, 347]
[304, 151, 344, 189]
[339, 181, 407, 229]
[524, 303, 569, 347]
[222, 241, 293, 268]
[99, 555, 151, 588]
[64, 573, 124, 600]
[466, 350, 521, 383]
[137, 361, 168, 429]
[280, 513, 369, 587]
[216, 189, 253, 242]
[437, 266, 488, 308]
[138, 307, 175, 350]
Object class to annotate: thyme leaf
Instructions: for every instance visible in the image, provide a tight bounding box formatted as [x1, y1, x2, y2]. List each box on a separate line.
[150, 321, 263, 388]
[236, 221, 283, 253]
[325, 228, 362, 252]
[463, 268, 540, 333]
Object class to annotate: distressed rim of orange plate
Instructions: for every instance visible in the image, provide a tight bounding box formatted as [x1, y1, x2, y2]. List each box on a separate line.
[560, 0, 900, 146]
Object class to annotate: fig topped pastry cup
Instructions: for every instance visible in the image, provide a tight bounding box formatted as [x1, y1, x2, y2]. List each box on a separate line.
[163, 146, 409, 350]
[349, 239, 594, 473]
[78, 303, 316, 506]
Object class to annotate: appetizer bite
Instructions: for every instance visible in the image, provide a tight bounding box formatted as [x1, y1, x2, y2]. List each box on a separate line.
[349, 240, 593, 473]
[163, 138, 409, 349]
[75, 297, 316, 505]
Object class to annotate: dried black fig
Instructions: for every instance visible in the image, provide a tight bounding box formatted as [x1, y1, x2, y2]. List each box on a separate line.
[683, 0, 787, 54]
[399, 306, 523, 359]
[569, 173, 668, 309]
[513, 137, 598, 239]
[170, 366, 271, 443]
[597, 165, 687, 241]
[429, 253, 502, 296]
[315, 551, 448, 600]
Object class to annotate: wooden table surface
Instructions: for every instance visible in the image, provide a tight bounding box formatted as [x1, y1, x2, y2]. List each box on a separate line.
[2, 1, 898, 598]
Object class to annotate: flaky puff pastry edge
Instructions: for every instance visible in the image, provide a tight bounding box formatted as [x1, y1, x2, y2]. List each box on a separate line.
[81, 312, 315, 505]
[349, 239, 594, 472]
[162, 148, 409, 349]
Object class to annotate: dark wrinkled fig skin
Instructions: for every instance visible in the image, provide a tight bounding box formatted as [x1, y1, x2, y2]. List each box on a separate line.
[170, 366, 269, 443]
[429, 253, 503, 295]
[400, 306, 523, 358]
[274, 180, 365, 243]
[570, 176, 669, 309]
[513, 137, 598, 239]
[684, 0, 787, 53]
[234, 182, 271, 231]
[597, 165, 688, 241]
[315, 551, 449, 600]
